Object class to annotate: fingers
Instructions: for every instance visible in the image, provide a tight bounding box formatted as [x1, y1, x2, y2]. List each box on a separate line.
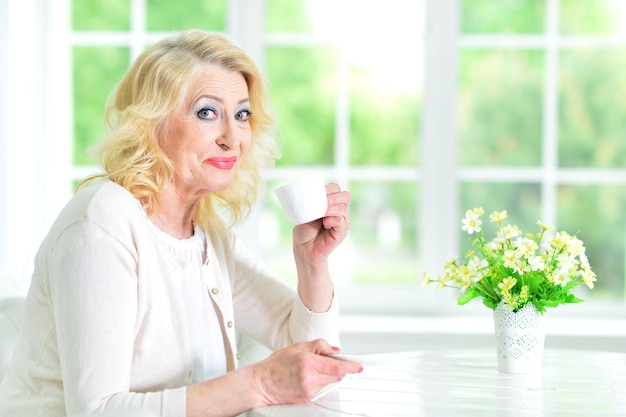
[302, 339, 364, 377]
[253, 339, 363, 407]
[306, 337, 341, 355]
[324, 183, 351, 230]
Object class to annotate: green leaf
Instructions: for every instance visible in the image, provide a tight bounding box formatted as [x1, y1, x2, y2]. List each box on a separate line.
[457, 288, 481, 305]
[482, 298, 499, 310]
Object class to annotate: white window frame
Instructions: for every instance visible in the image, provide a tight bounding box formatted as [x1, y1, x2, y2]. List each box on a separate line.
[1, 0, 625, 328]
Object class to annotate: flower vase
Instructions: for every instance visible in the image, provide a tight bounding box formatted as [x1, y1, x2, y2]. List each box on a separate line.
[493, 301, 546, 374]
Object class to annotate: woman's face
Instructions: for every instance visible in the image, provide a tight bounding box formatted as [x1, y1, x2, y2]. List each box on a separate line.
[160, 64, 252, 198]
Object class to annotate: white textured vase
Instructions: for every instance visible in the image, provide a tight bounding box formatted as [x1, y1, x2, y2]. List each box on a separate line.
[493, 301, 546, 374]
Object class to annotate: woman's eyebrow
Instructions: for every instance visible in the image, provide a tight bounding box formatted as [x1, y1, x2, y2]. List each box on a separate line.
[199, 95, 250, 105]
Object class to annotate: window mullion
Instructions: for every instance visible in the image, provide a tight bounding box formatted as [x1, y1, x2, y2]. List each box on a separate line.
[419, 0, 460, 277]
[334, 42, 350, 185]
[130, 0, 147, 60]
[541, 0, 560, 227]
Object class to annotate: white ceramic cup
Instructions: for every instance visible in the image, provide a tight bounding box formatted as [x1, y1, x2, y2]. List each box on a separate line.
[273, 175, 328, 224]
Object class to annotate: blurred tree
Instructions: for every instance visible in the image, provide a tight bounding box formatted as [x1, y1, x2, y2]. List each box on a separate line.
[73, 47, 129, 165]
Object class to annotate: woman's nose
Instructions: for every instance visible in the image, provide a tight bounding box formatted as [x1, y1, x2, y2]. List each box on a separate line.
[216, 118, 238, 150]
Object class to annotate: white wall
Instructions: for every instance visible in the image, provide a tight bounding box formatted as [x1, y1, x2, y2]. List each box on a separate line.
[0, 0, 73, 295]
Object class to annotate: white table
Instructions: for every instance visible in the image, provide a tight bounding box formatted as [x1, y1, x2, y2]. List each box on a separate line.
[248, 349, 626, 417]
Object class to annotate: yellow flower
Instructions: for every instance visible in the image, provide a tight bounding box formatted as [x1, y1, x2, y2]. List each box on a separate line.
[489, 210, 507, 223]
[421, 273, 431, 287]
[472, 207, 485, 216]
[422, 208, 596, 313]
[459, 275, 472, 292]
[498, 276, 517, 292]
[435, 275, 447, 291]
[501, 224, 522, 239]
[581, 268, 597, 289]
[550, 231, 569, 251]
[566, 236, 585, 257]
[502, 249, 519, 269]
[519, 285, 529, 304]
[536, 219, 556, 231]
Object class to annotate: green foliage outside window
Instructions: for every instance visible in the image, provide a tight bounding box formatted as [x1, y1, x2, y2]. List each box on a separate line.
[267, 46, 338, 166]
[68, 1, 626, 296]
[558, 185, 626, 298]
[72, 0, 130, 31]
[73, 47, 129, 165]
[349, 66, 420, 166]
[559, 49, 626, 169]
[146, 0, 226, 31]
[560, 0, 624, 35]
[266, 0, 313, 32]
[458, 50, 543, 166]
[462, 0, 545, 33]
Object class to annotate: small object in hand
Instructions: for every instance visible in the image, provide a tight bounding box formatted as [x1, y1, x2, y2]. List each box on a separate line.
[273, 175, 327, 224]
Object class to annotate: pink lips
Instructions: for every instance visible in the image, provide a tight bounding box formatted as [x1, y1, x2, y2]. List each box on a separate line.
[205, 156, 237, 170]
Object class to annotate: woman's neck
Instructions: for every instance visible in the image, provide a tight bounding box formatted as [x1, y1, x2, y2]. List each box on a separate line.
[149, 188, 199, 239]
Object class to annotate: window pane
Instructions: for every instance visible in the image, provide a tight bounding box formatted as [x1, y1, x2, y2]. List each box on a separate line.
[459, 182, 541, 254]
[349, 181, 418, 285]
[462, 0, 545, 33]
[73, 47, 130, 165]
[459, 50, 543, 166]
[266, 46, 338, 166]
[560, 0, 626, 35]
[260, 179, 419, 286]
[266, 0, 313, 32]
[259, 180, 299, 284]
[349, 61, 420, 166]
[557, 185, 625, 300]
[72, 0, 130, 31]
[559, 49, 626, 168]
[147, 0, 226, 31]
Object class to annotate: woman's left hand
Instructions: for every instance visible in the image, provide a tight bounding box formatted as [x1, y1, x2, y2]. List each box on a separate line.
[292, 182, 351, 312]
[292, 182, 351, 263]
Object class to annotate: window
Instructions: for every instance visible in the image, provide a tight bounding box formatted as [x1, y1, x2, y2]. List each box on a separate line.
[258, 0, 425, 310]
[457, 0, 626, 309]
[1, 0, 625, 319]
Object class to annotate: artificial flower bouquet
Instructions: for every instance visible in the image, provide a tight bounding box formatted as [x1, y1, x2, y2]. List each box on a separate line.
[422, 208, 597, 314]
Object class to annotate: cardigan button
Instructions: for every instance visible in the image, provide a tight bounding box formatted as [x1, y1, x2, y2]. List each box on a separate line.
[236, 352, 241, 360]
[211, 288, 219, 295]
[227, 321, 233, 328]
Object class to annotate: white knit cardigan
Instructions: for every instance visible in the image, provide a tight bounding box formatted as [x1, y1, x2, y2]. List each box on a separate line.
[0, 179, 339, 417]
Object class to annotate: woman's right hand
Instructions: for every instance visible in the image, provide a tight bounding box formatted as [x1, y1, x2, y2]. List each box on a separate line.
[186, 338, 362, 417]
[250, 338, 363, 406]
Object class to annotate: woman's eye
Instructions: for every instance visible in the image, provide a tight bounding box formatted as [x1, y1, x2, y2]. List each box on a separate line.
[235, 110, 251, 122]
[197, 107, 218, 120]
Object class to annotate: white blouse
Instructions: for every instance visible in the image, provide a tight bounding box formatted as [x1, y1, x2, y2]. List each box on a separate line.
[147, 221, 227, 383]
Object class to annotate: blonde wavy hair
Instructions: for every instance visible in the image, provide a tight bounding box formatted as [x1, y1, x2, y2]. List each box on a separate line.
[80, 29, 280, 231]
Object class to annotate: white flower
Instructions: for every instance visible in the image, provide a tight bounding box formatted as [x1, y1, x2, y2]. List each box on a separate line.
[486, 236, 505, 252]
[550, 231, 569, 250]
[512, 258, 529, 275]
[501, 224, 521, 240]
[528, 255, 545, 271]
[553, 267, 570, 287]
[514, 237, 539, 258]
[468, 256, 488, 272]
[461, 210, 482, 235]
[557, 252, 578, 271]
[566, 236, 585, 257]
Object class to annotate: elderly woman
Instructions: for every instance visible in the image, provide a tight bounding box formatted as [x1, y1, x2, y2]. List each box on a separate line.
[0, 29, 361, 417]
